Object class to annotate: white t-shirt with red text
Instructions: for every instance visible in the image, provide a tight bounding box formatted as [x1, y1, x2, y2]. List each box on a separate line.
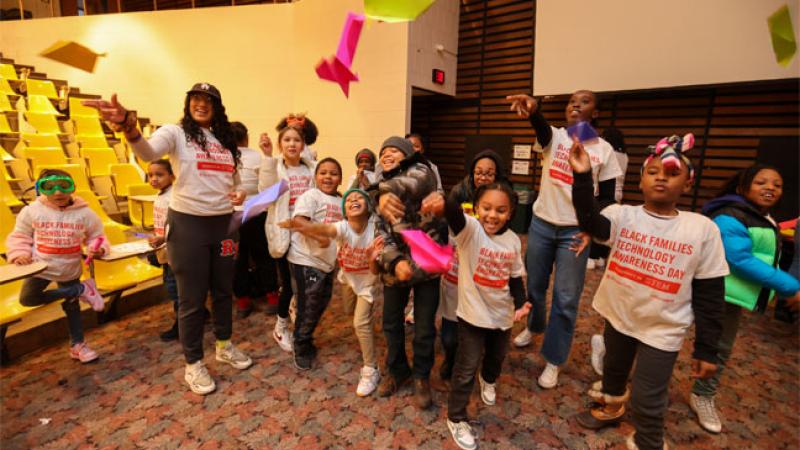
[453, 216, 525, 330]
[288, 188, 343, 273]
[153, 186, 171, 238]
[334, 219, 379, 303]
[593, 204, 729, 352]
[286, 164, 314, 215]
[147, 124, 239, 216]
[533, 126, 622, 226]
[438, 237, 459, 322]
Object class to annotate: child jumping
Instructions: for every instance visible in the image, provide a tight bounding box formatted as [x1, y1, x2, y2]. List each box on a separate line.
[6, 169, 110, 362]
[569, 134, 728, 450]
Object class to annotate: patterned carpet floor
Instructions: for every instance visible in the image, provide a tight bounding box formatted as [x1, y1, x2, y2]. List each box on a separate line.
[1, 268, 798, 449]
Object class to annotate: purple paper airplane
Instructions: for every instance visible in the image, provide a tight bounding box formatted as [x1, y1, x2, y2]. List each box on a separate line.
[567, 121, 599, 143]
[315, 12, 365, 97]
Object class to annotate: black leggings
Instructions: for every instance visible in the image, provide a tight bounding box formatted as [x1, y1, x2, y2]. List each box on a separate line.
[233, 212, 278, 299]
[275, 256, 293, 319]
[167, 209, 237, 364]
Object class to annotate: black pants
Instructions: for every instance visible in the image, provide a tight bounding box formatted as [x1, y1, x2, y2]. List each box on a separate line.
[447, 319, 510, 422]
[19, 277, 84, 345]
[167, 209, 237, 364]
[602, 321, 678, 450]
[276, 256, 293, 319]
[589, 242, 610, 260]
[290, 263, 334, 358]
[233, 212, 278, 299]
[382, 277, 440, 380]
[440, 317, 458, 371]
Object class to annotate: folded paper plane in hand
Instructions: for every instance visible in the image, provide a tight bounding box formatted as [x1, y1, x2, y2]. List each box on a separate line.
[229, 179, 288, 234]
[400, 229, 454, 274]
[567, 121, 599, 143]
[315, 12, 365, 97]
[768, 4, 797, 67]
[40, 41, 106, 73]
[364, 0, 437, 22]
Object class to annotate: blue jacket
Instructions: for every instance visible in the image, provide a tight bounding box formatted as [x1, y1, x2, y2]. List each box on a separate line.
[703, 195, 800, 311]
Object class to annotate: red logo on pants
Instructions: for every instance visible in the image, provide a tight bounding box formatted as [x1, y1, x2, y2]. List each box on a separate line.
[220, 239, 238, 257]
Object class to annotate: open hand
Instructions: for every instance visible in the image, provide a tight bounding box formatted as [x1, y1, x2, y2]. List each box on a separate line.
[692, 359, 717, 379]
[567, 136, 592, 174]
[82, 93, 128, 124]
[259, 133, 273, 157]
[570, 231, 591, 256]
[12, 255, 33, 266]
[506, 94, 538, 118]
[378, 193, 405, 225]
[514, 302, 532, 322]
[420, 192, 445, 217]
[395, 259, 413, 281]
[228, 190, 246, 206]
[367, 235, 385, 261]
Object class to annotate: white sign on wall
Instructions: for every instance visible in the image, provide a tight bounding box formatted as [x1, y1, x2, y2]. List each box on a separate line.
[513, 144, 532, 159]
[511, 160, 530, 175]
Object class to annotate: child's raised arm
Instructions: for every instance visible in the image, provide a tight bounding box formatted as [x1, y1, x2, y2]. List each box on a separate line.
[278, 217, 335, 247]
[506, 94, 552, 148]
[568, 137, 611, 241]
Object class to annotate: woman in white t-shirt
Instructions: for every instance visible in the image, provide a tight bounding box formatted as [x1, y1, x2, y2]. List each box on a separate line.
[506, 91, 622, 389]
[85, 83, 253, 396]
[421, 182, 529, 450]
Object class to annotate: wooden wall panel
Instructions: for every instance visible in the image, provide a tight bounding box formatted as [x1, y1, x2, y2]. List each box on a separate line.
[412, 0, 800, 212]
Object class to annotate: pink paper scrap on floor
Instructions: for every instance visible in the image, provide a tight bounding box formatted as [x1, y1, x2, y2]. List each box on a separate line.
[400, 229, 454, 274]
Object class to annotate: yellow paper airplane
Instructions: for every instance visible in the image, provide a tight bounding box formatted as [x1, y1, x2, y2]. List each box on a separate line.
[768, 4, 797, 67]
[39, 40, 106, 73]
[363, 0, 436, 23]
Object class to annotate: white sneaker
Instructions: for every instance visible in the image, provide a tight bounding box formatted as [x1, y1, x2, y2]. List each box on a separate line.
[596, 258, 606, 269]
[185, 361, 216, 395]
[590, 334, 605, 376]
[215, 342, 253, 370]
[513, 328, 532, 347]
[478, 374, 496, 405]
[690, 393, 722, 433]
[446, 419, 477, 450]
[586, 258, 597, 270]
[537, 363, 559, 389]
[356, 365, 381, 397]
[273, 317, 294, 352]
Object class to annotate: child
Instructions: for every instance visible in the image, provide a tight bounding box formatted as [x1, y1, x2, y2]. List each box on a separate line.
[346, 148, 378, 191]
[371, 136, 448, 410]
[506, 91, 622, 389]
[276, 113, 318, 161]
[689, 164, 800, 434]
[6, 169, 110, 362]
[406, 133, 443, 193]
[569, 135, 728, 450]
[146, 160, 180, 341]
[259, 124, 316, 352]
[281, 188, 383, 395]
[284, 157, 343, 370]
[231, 121, 279, 318]
[439, 149, 511, 381]
[422, 182, 528, 450]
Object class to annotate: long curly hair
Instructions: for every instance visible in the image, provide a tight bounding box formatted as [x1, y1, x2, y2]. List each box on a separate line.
[180, 95, 240, 169]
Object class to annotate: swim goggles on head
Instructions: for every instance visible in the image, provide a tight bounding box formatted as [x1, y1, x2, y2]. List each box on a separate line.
[36, 175, 75, 195]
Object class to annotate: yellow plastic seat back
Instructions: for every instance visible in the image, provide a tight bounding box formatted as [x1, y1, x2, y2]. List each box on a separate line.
[25, 148, 68, 177]
[110, 163, 145, 197]
[0, 256, 39, 325]
[90, 256, 162, 292]
[35, 164, 90, 192]
[74, 190, 130, 235]
[73, 116, 105, 137]
[0, 199, 16, 253]
[77, 135, 109, 148]
[0, 115, 16, 134]
[0, 93, 14, 113]
[0, 64, 19, 81]
[0, 176, 22, 208]
[81, 148, 118, 177]
[127, 183, 157, 228]
[24, 113, 62, 135]
[0, 79, 15, 96]
[27, 95, 60, 116]
[68, 97, 99, 118]
[21, 133, 61, 150]
[25, 79, 59, 100]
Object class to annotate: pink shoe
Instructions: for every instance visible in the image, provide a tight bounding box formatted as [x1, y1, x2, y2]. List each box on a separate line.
[80, 279, 104, 311]
[69, 342, 99, 363]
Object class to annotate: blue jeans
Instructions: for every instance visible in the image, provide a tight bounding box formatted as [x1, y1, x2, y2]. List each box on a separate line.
[525, 214, 589, 365]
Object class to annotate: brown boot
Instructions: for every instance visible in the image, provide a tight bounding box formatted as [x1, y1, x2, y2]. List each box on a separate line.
[378, 374, 409, 397]
[414, 378, 432, 409]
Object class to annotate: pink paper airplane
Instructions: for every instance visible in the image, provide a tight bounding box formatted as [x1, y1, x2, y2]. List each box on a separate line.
[315, 12, 365, 97]
[400, 229, 454, 274]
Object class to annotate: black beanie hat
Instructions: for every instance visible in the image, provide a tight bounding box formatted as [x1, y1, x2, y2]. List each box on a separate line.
[380, 136, 414, 158]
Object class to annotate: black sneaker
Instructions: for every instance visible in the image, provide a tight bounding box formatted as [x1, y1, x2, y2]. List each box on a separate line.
[294, 352, 313, 371]
[160, 323, 179, 342]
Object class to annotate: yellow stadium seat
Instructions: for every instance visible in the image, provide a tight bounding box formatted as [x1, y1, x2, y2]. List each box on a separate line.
[1, 162, 17, 182]
[35, 164, 90, 192]
[0, 176, 22, 208]
[0, 64, 19, 81]
[25, 79, 58, 100]
[26, 95, 61, 116]
[24, 113, 62, 135]
[72, 116, 105, 137]
[0, 79, 15, 96]
[77, 135, 109, 148]
[68, 97, 99, 118]
[0, 200, 16, 254]
[90, 255, 162, 292]
[0, 94, 14, 113]
[0, 115, 16, 135]
[127, 183, 157, 228]
[109, 163, 145, 198]
[26, 148, 68, 177]
[21, 133, 61, 150]
[0, 259, 41, 330]
[81, 148, 118, 177]
[74, 190, 130, 236]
